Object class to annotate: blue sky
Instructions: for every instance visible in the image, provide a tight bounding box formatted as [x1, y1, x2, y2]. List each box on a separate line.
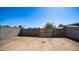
[0, 7, 79, 28]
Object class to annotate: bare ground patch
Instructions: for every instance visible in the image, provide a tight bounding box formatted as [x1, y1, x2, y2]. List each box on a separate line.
[0, 37, 79, 51]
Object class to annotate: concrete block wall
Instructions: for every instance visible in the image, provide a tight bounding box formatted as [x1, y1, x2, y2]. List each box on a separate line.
[19, 29, 53, 37]
[64, 26, 79, 40]
[0, 26, 79, 41]
[52, 28, 65, 37]
[19, 28, 40, 37]
[39, 29, 52, 37]
[19, 28, 64, 37]
[0, 27, 20, 40]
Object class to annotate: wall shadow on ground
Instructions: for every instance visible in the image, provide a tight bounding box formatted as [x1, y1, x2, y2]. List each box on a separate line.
[66, 37, 79, 43]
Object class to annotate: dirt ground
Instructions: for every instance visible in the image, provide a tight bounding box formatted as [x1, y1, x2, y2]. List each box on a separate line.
[0, 36, 79, 51]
